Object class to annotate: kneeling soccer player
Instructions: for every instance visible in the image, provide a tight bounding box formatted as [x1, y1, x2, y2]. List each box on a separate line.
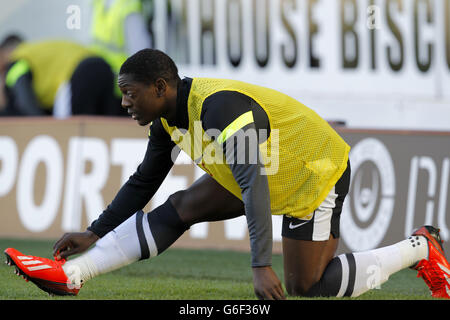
[5, 49, 450, 299]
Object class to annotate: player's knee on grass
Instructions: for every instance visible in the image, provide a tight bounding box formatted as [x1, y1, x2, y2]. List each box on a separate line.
[285, 257, 342, 297]
[285, 272, 323, 297]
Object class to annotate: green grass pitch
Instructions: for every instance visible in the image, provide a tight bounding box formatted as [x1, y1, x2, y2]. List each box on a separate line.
[0, 238, 436, 300]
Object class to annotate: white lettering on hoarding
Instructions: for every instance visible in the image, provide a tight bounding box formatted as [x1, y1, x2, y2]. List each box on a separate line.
[224, 216, 247, 240]
[111, 139, 147, 185]
[1, 133, 448, 247]
[192, 215, 283, 242]
[438, 159, 450, 240]
[406, 156, 450, 240]
[0, 136, 150, 233]
[62, 137, 110, 232]
[0, 136, 18, 197]
[16, 136, 63, 233]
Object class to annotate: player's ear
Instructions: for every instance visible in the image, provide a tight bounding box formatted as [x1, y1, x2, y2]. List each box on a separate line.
[154, 78, 167, 97]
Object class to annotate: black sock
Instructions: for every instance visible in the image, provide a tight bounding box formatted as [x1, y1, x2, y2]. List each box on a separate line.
[305, 254, 356, 297]
[146, 199, 190, 256]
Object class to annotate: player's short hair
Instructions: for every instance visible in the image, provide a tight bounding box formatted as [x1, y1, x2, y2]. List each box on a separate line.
[0, 34, 23, 50]
[119, 49, 180, 86]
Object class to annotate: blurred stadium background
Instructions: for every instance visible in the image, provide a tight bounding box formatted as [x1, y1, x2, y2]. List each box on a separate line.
[0, 0, 450, 286]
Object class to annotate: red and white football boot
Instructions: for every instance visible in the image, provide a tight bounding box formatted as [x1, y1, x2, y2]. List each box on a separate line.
[411, 226, 450, 299]
[4, 248, 81, 296]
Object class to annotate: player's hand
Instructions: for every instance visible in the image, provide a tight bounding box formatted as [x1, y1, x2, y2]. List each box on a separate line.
[53, 230, 99, 260]
[252, 266, 286, 300]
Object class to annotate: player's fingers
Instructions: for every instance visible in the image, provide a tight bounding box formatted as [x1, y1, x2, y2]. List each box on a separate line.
[273, 285, 286, 300]
[53, 233, 71, 250]
[269, 287, 284, 300]
[53, 244, 66, 258]
[263, 283, 285, 300]
[258, 288, 276, 300]
[58, 246, 81, 260]
[53, 234, 70, 256]
[265, 290, 276, 300]
[255, 286, 284, 300]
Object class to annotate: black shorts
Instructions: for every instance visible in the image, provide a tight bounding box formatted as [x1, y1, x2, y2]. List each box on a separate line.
[281, 161, 351, 241]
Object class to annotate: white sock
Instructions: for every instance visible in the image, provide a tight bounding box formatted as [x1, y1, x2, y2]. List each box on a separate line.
[338, 236, 428, 297]
[63, 211, 157, 287]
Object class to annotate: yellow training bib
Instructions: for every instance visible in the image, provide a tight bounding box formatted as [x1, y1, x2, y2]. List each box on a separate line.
[161, 78, 350, 218]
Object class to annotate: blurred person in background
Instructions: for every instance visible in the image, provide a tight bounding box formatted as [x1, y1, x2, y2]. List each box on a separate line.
[0, 84, 4, 113]
[0, 36, 125, 117]
[90, 0, 152, 98]
[0, 34, 22, 116]
[91, 0, 152, 56]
